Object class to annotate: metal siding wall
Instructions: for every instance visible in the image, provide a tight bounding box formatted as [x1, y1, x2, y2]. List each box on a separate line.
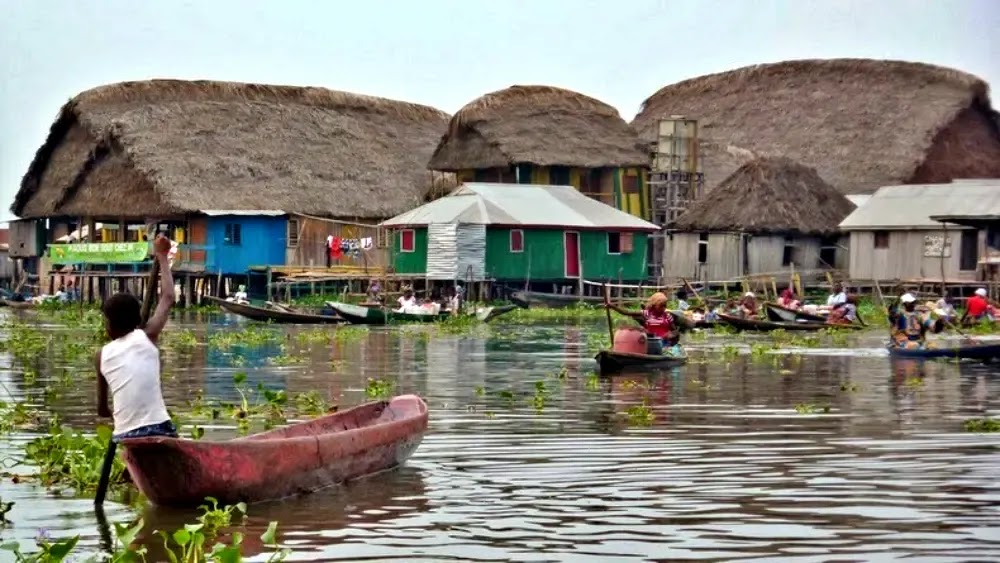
[426, 224, 458, 279]
[455, 224, 486, 280]
[206, 216, 287, 274]
[847, 229, 979, 281]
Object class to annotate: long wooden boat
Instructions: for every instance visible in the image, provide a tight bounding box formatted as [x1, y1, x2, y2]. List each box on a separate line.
[475, 304, 519, 323]
[595, 349, 688, 373]
[0, 299, 36, 310]
[327, 302, 448, 324]
[510, 290, 609, 309]
[765, 302, 827, 323]
[718, 313, 863, 332]
[887, 342, 1000, 361]
[206, 296, 343, 324]
[121, 394, 428, 506]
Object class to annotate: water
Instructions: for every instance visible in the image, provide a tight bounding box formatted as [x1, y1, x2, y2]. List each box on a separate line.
[1, 311, 999, 561]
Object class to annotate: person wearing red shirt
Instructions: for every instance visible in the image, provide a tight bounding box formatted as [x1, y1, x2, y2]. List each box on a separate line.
[605, 292, 680, 355]
[962, 288, 992, 325]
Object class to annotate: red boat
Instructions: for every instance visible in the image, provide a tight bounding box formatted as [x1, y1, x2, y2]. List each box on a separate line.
[121, 395, 428, 506]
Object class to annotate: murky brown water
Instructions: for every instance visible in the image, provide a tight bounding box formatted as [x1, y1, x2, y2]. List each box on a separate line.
[1, 310, 999, 561]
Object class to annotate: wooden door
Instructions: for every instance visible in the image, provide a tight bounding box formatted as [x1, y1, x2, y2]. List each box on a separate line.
[564, 232, 580, 278]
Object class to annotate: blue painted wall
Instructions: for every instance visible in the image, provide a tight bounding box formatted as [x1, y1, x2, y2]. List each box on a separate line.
[205, 216, 287, 274]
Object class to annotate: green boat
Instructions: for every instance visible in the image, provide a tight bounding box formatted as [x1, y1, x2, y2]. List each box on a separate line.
[327, 302, 446, 325]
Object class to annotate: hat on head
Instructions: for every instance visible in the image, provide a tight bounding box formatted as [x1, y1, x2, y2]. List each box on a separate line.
[975, 288, 987, 297]
[900, 293, 916, 304]
[744, 292, 754, 297]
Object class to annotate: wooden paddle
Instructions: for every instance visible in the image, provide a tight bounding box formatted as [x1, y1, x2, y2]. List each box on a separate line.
[95, 233, 162, 507]
[603, 283, 615, 349]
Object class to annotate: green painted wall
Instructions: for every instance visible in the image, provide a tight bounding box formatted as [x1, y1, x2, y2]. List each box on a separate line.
[392, 228, 428, 274]
[485, 228, 648, 281]
[579, 230, 647, 280]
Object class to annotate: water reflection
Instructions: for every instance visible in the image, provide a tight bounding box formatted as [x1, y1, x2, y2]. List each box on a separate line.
[0, 313, 998, 561]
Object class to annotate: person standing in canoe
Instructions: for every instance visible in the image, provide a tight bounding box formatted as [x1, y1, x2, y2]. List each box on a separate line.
[96, 235, 177, 443]
[888, 293, 943, 349]
[604, 292, 681, 356]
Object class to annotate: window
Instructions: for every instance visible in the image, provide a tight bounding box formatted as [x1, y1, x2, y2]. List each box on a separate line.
[874, 230, 890, 249]
[960, 229, 979, 271]
[607, 232, 621, 254]
[623, 172, 640, 194]
[287, 218, 299, 248]
[515, 164, 533, 184]
[782, 236, 796, 266]
[550, 166, 571, 186]
[400, 229, 415, 253]
[988, 228, 1000, 250]
[224, 223, 242, 246]
[510, 229, 524, 253]
[819, 236, 838, 267]
[697, 233, 709, 264]
[620, 232, 634, 253]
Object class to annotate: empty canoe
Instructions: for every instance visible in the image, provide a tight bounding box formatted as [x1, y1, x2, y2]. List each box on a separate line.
[887, 342, 1000, 361]
[595, 349, 688, 373]
[718, 313, 863, 332]
[764, 303, 827, 323]
[121, 394, 428, 506]
[207, 296, 344, 324]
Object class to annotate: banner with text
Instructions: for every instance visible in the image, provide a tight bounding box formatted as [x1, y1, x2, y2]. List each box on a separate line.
[48, 242, 150, 264]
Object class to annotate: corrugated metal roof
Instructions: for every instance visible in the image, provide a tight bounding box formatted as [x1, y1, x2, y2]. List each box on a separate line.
[381, 183, 660, 231]
[839, 181, 1000, 230]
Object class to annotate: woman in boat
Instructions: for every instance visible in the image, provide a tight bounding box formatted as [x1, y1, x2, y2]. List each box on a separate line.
[960, 288, 993, 325]
[889, 293, 943, 349]
[738, 292, 758, 318]
[827, 294, 858, 325]
[396, 287, 417, 312]
[826, 283, 847, 307]
[605, 292, 681, 356]
[776, 288, 800, 310]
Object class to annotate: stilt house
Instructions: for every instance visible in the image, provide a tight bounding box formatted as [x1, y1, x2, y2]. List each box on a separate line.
[664, 157, 855, 281]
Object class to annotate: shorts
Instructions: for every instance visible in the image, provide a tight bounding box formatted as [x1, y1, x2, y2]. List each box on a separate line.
[113, 420, 178, 443]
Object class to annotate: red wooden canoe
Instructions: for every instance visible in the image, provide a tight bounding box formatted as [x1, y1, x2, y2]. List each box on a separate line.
[121, 395, 428, 506]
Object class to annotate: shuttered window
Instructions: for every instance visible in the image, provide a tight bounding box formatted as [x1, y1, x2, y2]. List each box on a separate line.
[510, 229, 524, 253]
[287, 218, 299, 248]
[400, 229, 415, 252]
[224, 223, 242, 246]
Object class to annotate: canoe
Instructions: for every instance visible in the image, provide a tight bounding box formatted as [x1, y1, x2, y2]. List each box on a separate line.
[718, 313, 863, 332]
[511, 290, 608, 309]
[206, 296, 343, 324]
[326, 301, 448, 324]
[476, 304, 519, 323]
[765, 302, 827, 323]
[121, 394, 428, 506]
[887, 342, 1000, 361]
[595, 349, 688, 373]
[1, 299, 36, 310]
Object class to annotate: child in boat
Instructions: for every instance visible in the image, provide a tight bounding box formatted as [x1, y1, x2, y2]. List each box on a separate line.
[675, 289, 690, 312]
[889, 293, 943, 349]
[605, 292, 681, 356]
[738, 292, 758, 318]
[96, 235, 177, 443]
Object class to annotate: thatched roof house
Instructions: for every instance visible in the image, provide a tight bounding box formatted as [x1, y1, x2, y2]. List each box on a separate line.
[632, 59, 1000, 194]
[672, 157, 855, 235]
[12, 80, 451, 220]
[663, 157, 855, 281]
[428, 85, 647, 171]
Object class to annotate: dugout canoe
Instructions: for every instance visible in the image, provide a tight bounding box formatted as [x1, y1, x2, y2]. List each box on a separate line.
[595, 349, 688, 373]
[887, 342, 1000, 361]
[326, 302, 449, 324]
[717, 313, 863, 332]
[206, 296, 343, 324]
[0, 299, 37, 310]
[121, 394, 428, 506]
[764, 302, 827, 323]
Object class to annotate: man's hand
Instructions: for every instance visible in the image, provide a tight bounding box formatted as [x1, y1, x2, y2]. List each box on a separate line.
[152, 234, 171, 258]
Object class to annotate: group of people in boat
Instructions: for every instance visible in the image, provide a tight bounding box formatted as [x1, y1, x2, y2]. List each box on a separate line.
[366, 282, 466, 316]
[887, 287, 997, 349]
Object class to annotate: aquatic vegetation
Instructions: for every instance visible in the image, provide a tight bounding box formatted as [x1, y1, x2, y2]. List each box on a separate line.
[495, 389, 517, 407]
[749, 342, 775, 358]
[904, 376, 924, 389]
[207, 325, 281, 349]
[269, 345, 305, 366]
[625, 401, 654, 426]
[198, 497, 247, 538]
[0, 401, 44, 434]
[22, 424, 126, 495]
[1, 531, 80, 562]
[840, 382, 859, 393]
[531, 381, 550, 412]
[794, 403, 831, 414]
[963, 418, 1000, 433]
[294, 391, 333, 416]
[162, 328, 199, 350]
[719, 344, 740, 358]
[365, 378, 394, 400]
[584, 373, 601, 392]
[0, 498, 11, 526]
[434, 314, 482, 335]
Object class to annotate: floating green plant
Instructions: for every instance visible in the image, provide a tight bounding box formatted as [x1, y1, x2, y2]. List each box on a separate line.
[23, 424, 126, 494]
[963, 418, 1000, 433]
[207, 325, 281, 349]
[584, 373, 601, 392]
[794, 403, 831, 414]
[625, 401, 654, 426]
[365, 378, 394, 400]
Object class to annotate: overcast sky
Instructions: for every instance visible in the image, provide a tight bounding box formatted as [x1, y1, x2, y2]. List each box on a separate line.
[1, 0, 997, 222]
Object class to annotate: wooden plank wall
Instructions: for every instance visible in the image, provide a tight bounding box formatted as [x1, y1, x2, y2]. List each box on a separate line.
[287, 216, 388, 269]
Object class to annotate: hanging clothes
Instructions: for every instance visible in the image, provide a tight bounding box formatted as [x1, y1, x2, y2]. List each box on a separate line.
[325, 235, 334, 268]
[331, 237, 343, 260]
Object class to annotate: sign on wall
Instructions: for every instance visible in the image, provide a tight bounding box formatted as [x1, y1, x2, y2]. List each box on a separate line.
[48, 242, 149, 264]
[923, 235, 952, 258]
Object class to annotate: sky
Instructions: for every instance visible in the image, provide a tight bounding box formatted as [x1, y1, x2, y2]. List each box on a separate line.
[0, 0, 997, 222]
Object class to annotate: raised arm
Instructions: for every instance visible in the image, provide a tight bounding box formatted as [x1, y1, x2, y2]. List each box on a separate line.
[143, 236, 175, 342]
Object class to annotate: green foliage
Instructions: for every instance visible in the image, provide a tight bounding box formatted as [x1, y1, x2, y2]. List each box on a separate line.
[963, 418, 1000, 432]
[365, 378, 394, 400]
[794, 403, 831, 414]
[23, 424, 125, 494]
[207, 326, 281, 349]
[625, 401, 654, 426]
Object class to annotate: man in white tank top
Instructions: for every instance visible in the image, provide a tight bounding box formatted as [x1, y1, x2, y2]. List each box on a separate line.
[97, 235, 177, 442]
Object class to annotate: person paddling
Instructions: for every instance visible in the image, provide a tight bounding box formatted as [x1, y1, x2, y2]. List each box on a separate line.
[96, 235, 177, 443]
[888, 293, 943, 349]
[605, 292, 681, 356]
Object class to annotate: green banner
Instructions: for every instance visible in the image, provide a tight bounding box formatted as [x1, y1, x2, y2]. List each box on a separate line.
[48, 242, 150, 264]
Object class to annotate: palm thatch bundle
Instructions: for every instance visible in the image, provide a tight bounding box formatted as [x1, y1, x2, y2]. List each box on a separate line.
[632, 59, 1000, 194]
[428, 85, 647, 171]
[671, 157, 855, 235]
[12, 80, 451, 219]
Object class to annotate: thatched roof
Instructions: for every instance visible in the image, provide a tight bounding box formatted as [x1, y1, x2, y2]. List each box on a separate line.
[671, 157, 855, 235]
[12, 80, 451, 220]
[428, 85, 647, 171]
[632, 59, 1000, 194]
